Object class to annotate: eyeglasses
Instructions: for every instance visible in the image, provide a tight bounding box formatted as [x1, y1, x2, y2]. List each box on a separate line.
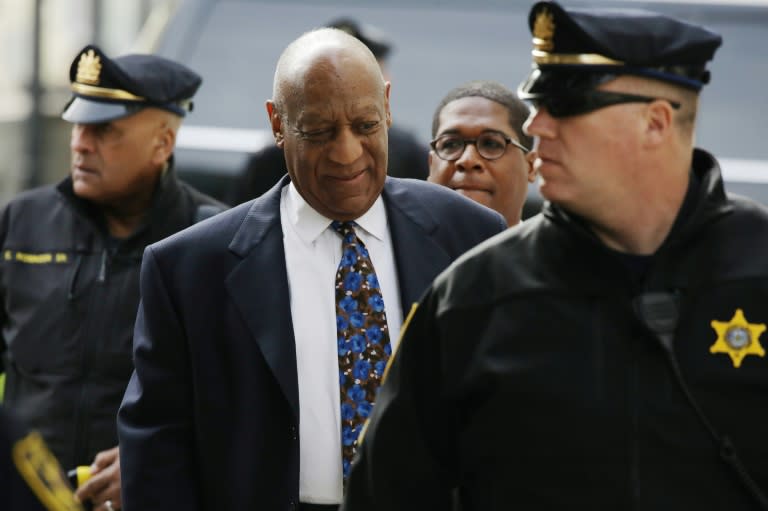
[530, 90, 681, 118]
[430, 131, 529, 162]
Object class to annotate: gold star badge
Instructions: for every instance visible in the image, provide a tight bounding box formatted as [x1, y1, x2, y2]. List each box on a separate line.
[710, 308, 765, 368]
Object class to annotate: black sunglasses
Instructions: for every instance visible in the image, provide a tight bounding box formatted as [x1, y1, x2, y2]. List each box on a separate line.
[531, 90, 681, 118]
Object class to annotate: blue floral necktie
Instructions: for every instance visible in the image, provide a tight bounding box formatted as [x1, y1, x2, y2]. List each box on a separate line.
[332, 221, 392, 479]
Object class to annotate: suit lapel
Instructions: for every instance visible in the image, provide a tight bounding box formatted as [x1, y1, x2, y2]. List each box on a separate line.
[383, 179, 452, 310]
[225, 177, 299, 420]
[222, 177, 452, 421]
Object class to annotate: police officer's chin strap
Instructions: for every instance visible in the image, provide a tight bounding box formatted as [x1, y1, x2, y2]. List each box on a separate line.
[633, 292, 768, 510]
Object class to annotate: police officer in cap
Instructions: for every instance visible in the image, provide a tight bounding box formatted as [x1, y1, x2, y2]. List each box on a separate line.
[228, 17, 430, 205]
[342, 2, 768, 509]
[0, 46, 225, 511]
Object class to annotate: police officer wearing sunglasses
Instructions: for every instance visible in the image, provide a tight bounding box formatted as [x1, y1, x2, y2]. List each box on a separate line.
[342, 2, 768, 510]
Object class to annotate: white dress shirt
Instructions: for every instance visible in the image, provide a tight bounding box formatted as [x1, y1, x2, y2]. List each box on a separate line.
[280, 183, 403, 504]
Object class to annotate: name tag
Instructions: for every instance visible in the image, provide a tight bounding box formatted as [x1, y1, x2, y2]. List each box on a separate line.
[4, 250, 69, 264]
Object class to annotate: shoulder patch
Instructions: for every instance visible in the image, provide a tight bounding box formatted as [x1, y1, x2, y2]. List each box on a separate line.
[11, 431, 83, 511]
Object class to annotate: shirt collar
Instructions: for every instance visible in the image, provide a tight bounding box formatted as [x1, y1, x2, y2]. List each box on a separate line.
[286, 182, 388, 244]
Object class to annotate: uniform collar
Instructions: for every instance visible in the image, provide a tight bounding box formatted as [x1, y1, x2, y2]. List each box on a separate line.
[57, 156, 184, 244]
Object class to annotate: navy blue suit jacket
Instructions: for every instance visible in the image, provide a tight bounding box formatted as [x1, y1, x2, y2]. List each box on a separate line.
[118, 176, 506, 511]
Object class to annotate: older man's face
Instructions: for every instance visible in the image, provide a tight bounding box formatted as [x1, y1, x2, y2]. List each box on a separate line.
[274, 53, 391, 222]
[69, 108, 171, 206]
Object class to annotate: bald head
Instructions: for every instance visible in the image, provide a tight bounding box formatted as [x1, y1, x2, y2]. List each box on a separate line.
[272, 28, 385, 122]
[265, 27, 392, 222]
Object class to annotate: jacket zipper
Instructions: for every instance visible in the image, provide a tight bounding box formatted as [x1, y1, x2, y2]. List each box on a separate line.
[72, 248, 110, 467]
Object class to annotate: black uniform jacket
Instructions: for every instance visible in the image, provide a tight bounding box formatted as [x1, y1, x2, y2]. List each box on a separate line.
[0, 166, 225, 470]
[343, 149, 768, 510]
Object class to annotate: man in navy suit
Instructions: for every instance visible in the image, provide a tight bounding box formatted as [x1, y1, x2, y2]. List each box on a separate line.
[117, 28, 505, 511]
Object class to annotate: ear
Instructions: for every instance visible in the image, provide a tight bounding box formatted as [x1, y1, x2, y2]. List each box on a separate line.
[426, 149, 438, 180]
[525, 149, 538, 183]
[266, 100, 284, 148]
[644, 100, 674, 148]
[151, 123, 176, 166]
[384, 81, 392, 128]
[426, 150, 443, 184]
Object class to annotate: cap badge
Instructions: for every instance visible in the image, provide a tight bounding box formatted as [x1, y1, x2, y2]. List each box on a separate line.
[533, 7, 555, 52]
[76, 49, 102, 86]
[710, 308, 765, 368]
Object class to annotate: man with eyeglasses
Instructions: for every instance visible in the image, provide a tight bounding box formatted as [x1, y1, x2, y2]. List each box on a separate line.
[342, 2, 768, 510]
[428, 81, 537, 226]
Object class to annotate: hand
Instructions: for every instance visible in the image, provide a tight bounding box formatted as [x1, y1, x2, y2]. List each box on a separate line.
[74, 446, 122, 511]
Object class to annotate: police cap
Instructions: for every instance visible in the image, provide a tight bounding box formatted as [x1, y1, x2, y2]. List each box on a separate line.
[327, 17, 392, 60]
[62, 44, 202, 124]
[518, 1, 722, 101]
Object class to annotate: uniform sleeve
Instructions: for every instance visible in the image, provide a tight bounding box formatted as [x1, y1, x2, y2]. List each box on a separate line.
[117, 246, 200, 510]
[342, 287, 458, 511]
